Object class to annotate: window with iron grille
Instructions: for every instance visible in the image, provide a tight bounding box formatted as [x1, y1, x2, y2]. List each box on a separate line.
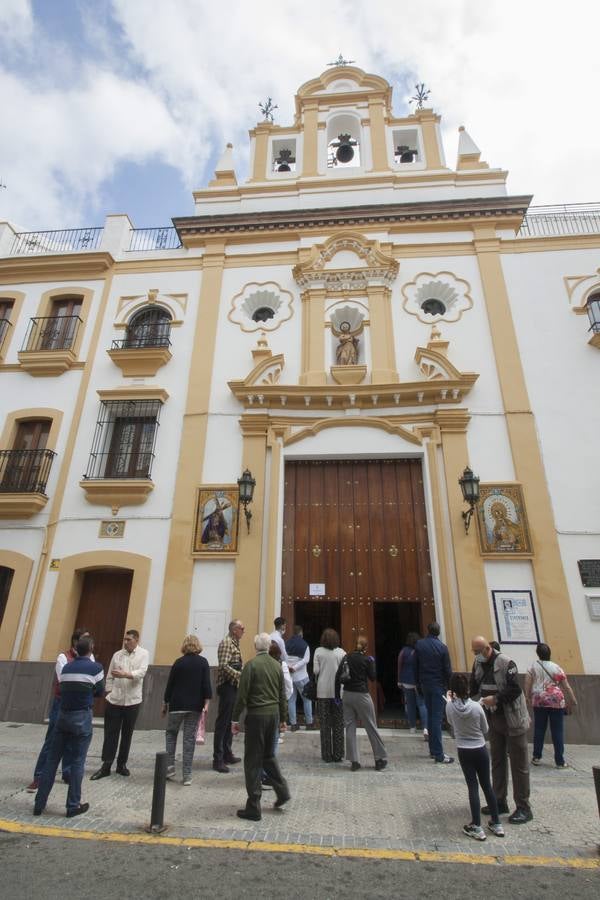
[121, 307, 172, 349]
[83, 399, 162, 480]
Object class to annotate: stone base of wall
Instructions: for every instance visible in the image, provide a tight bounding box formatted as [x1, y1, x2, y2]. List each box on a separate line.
[1, 663, 599, 744]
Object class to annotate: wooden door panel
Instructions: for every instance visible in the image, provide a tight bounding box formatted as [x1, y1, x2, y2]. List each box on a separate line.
[338, 462, 357, 602]
[75, 570, 132, 671]
[281, 463, 295, 602]
[410, 460, 434, 602]
[292, 463, 311, 600]
[323, 462, 341, 600]
[395, 461, 421, 600]
[380, 460, 406, 600]
[308, 462, 326, 591]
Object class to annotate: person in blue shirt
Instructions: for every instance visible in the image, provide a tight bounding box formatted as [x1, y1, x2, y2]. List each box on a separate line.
[34, 635, 104, 818]
[415, 622, 453, 764]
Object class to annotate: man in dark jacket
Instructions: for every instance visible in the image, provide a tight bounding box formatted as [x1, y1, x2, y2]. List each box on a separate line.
[34, 636, 104, 818]
[470, 635, 532, 824]
[232, 632, 290, 821]
[415, 622, 453, 764]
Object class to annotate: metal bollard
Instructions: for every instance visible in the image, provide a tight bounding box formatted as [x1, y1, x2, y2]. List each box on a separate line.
[593, 766, 600, 820]
[144, 750, 168, 834]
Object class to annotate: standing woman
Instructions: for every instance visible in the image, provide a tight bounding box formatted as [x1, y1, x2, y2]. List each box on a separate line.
[525, 642, 577, 768]
[313, 629, 346, 762]
[339, 635, 387, 772]
[162, 634, 212, 785]
[397, 632, 428, 739]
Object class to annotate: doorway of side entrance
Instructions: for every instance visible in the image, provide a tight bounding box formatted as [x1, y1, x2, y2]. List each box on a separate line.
[293, 600, 341, 672]
[373, 601, 422, 724]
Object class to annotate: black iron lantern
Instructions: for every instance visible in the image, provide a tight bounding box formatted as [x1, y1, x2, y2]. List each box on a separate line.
[332, 133, 357, 163]
[458, 466, 480, 534]
[586, 293, 600, 334]
[238, 468, 256, 533]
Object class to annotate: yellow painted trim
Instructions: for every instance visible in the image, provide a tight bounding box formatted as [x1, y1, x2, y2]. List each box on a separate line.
[154, 245, 224, 664]
[107, 346, 172, 377]
[79, 478, 154, 513]
[251, 124, 270, 182]
[0, 820, 598, 869]
[35, 286, 95, 359]
[474, 231, 584, 672]
[96, 387, 169, 403]
[367, 97, 389, 171]
[284, 416, 422, 447]
[0, 252, 113, 284]
[0, 550, 33, 658]
[298, 288, 326, 386]
[301, 102, 319, 177]
[367, 285, 399, 383]
[18, 273, 114, 660]
[0, 493, 49, 518]
[232, 415, 270, 660]
[434, 409, 493, 653]
[0, 407, 63, 452]
[263, 427, 285, 631]
[502, 235, 600, 253]
[0, 290, 25, 361]
[41, 549, 151, 661]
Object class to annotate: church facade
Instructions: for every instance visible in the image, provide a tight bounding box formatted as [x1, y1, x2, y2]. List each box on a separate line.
[1, 66, 599, 727]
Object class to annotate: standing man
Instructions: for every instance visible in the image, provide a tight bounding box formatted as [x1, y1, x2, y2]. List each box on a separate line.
[415, 622, 454, 764]
[232, 632, 290, 821]
[33, 635, 104, 818]
[269, 617, 288, 661]
[213, 619, 244, 773]
[470, 636, 532, 824]
[27, 627, 91, 792]
[285, 625, 314, 730]
[90, 629, 149, 780]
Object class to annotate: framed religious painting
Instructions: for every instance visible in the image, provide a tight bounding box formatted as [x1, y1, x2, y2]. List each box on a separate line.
[475, 483, 533, 556]
[192, 486, 240, 556]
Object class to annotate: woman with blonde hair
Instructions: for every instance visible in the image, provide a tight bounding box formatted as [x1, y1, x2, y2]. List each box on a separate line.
[162, 634, 212, 784]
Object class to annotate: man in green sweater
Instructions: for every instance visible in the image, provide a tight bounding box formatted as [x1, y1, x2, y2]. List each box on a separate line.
[232, 632, 291, 821]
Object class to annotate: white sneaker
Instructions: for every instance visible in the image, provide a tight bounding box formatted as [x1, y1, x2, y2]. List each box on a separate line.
[166, 767, 176, 780]
[183, 778, 191, 786]
[409, 727, 416, 734]
[488, 821, 505, 837]
[463, 823, 486, 841]
[423, 729, 429, 741]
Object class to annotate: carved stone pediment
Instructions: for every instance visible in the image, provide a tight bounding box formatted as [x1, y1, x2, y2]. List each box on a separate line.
[239, 353, 285, 387]
[293, 232, 398, 290]
[414, 346, 463, 381]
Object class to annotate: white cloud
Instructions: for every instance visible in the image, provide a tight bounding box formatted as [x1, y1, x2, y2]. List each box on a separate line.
[1, 0, 599, 228]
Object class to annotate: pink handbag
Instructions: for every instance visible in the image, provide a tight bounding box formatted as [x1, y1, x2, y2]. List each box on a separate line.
[195, 709, 206, 744]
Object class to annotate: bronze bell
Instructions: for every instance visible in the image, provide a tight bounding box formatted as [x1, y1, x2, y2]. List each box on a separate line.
[397, 144, 416, 163]
[335, 133, 357, 163]
[276, 148, 295, 172]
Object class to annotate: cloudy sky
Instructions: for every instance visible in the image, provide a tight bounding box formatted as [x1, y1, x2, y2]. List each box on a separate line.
[1, 0, 598, 230]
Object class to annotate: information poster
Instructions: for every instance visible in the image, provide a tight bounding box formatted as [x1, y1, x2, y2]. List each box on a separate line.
[492, 590, 540, 644]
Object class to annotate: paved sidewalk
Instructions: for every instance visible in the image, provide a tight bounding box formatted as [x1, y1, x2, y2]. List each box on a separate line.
[1, 722, 598, 859]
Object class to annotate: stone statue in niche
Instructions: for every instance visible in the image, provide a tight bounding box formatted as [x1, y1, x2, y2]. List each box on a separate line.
[333, 319, 360, 365]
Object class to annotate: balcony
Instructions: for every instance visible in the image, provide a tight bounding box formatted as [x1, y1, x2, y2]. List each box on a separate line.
[18, 315, 82, 376]
[127, 227, 181, 252]
[107, 325, 172, 377]
[518, 203, 600, 238]
[80, 450, 156, 513]
[10, 227, 103, 255]
[0, 448, 56, 517]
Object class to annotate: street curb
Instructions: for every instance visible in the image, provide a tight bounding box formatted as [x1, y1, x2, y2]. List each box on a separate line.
[0, 819, 599, 868]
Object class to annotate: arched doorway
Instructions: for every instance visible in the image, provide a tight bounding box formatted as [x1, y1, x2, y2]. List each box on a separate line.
[0, 565, 14, 630]
[74, 568, 133, 672]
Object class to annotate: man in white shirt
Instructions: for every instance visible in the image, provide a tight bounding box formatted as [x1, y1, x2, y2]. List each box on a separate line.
[90, 629, 149, 780]
[269, 617, 288, 662]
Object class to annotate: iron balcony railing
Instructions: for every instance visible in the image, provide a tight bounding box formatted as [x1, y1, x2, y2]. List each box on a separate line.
[127, 227, 182, 251]
[0, 448, 56, 494]
[83, 450, 155, 480]
[111, 323, 172, 350]
[21, 315, 82, 352]
[10, 227, 103, 255]
[0, 318, 11, 352]
[518, 203, 600, 237]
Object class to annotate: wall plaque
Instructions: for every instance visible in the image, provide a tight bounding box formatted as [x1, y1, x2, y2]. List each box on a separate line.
[577, 559, 600, 588]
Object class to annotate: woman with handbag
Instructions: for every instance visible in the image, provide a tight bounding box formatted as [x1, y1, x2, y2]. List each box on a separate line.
[337, 635, 387, 772]
[162, 634, 212, 784]
[313, 629, 346, 762]
[524, 642, 577, 768]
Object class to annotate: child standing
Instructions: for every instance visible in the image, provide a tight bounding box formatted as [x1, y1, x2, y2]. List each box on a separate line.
[445, 673, 505, 841]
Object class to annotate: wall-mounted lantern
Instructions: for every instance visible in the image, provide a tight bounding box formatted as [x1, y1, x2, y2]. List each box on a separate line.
[237, 468, 256, 533]
[458, 465, 480, 534]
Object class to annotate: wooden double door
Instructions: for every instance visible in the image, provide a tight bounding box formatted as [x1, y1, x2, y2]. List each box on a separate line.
[281, 459, 436, 712]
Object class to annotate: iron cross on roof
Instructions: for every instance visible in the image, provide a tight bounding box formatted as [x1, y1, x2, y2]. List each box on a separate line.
[327, 54, 356, 67]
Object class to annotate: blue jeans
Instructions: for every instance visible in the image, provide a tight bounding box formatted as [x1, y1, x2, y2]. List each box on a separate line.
[404, 687, 428, 730]
[35, 708, 93, 813]
[34, 696, 72, 781]
[422, 687, 446, 761]
[533, 707, 565, 765]
[288, 678, 313, 725]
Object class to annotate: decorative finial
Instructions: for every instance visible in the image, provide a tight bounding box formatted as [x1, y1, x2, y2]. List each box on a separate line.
[258, 97, 278, 123]
[430, 323, 442, 341]
[409, 82, 431, 111]
[327, 53, 355, 67]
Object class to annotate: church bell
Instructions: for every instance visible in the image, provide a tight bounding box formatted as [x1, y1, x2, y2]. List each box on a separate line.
[334, 133, 357, 163]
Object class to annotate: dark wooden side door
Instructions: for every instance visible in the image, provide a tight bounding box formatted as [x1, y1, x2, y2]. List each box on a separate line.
[75, 569, 133, 712]
[282, 458, 435, 655]
[0, 566, 14, 630]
